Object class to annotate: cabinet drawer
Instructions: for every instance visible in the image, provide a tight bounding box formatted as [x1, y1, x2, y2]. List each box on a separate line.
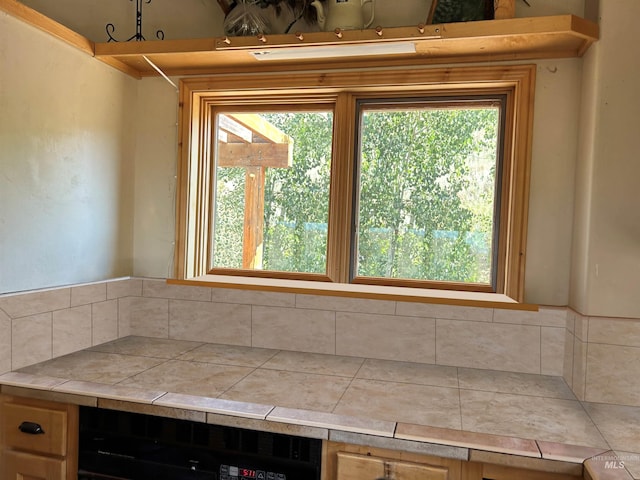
[1, 402, 67, 456]
[2, 449, 66, 480]
[336, 451, 450, 480]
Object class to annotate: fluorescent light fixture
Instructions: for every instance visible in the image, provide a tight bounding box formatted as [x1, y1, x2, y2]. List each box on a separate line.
[250, 41, 417, 61]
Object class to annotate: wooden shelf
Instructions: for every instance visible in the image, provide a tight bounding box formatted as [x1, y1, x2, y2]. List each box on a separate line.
[93, 15, 599, 79]
[0, 0, 598, 80]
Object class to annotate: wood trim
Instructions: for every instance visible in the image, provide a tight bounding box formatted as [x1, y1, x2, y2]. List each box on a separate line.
[180, 65, 537, 95]
[207, 268, 333, 283]
[90, 16, 597, 78]
[0, 0, 94, 56]
[173, 82, 189, 278]
[168, 277, 538, 311]
[175, 63, 536, 302]
[327, 93, 357, 283]
[0, 4, 598, 79]
[352, 276, 496, 294]
[505, 65, 536, 302]
[92, 55, 142, 79]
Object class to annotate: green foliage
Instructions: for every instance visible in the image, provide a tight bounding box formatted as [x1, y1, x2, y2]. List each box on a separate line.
[357, 106, 498, 284]
[212, 105, 499, 285]
[213, 167, 245, 269]
[261, 112, 333, 273]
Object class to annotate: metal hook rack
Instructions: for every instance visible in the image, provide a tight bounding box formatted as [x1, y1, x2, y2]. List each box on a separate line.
[106, 0, 165, 42]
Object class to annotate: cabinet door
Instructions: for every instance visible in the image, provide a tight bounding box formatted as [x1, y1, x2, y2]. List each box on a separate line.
[2, 403, 67, 456]
[1, 450, 66, 480]
[336, 451, 450, 480]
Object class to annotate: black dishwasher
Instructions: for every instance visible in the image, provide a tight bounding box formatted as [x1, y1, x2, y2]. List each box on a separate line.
[78, 406, 322, 480]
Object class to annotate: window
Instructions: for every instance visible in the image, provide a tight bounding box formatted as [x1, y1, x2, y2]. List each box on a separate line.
[353, 97, 503, 289]
[211, 109, 333, 277]
[175, 65, 535, 301]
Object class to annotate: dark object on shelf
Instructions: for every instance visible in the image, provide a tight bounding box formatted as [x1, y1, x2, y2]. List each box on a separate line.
[106, 0, 164, 42]
[427, 0, 495, 24]
[223, 0, 320, 34]
[223, 0, 272, 36]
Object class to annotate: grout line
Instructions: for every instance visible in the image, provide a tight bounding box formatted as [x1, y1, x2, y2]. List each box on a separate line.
[217, 365, 261, 397]
[539, 325, 542, 375]
[457, 366, 464, 431]
[579, 401, 613, 452]
[333, 310, 337, 355]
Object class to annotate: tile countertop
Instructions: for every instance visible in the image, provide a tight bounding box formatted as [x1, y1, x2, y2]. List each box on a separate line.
[1, 336, 639, 479]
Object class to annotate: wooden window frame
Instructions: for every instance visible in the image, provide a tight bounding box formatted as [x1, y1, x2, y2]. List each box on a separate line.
[174, 64, 535, 302]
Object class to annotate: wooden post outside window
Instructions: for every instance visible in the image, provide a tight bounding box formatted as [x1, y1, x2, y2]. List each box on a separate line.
[494, 0, 516, 19]
[216, 114, 293, 270]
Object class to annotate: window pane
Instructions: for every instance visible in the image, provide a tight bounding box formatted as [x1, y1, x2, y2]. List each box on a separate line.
[355, 102, 501, 285]
[212, 111, 333, 274]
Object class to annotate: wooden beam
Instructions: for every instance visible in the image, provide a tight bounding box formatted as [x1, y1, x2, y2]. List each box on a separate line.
[243, 166, 266, 269]
[217, 142, 293, 168]
[229, 113, 293, 145]
[218, 114, 253, 143]
[494, 0, 516, 20]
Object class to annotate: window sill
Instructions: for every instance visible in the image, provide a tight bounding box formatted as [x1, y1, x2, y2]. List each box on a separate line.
[167, 275, 538, 311]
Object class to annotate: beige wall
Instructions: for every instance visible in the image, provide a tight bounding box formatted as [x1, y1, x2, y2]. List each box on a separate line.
[570, 0, 640, 317]
[0, 12, 137, 293]
[127, 66, 584, 308]
[18, 0, 223, 42]
[132, 78, 179, 278]
[5, 0, 640, 318]
[130, 59, 585, 308]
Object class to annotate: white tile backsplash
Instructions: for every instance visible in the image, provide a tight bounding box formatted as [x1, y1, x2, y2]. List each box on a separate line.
[128, 297, 169, 338]
[588, 317, 640, 347]
[12, 312, 52, 370]
[436, 320, 541, 374]
[296, 294, 396, 315]
[252, 306, 335, 354]
[396, 301, 493, 322]
[53, 305, 92, 357]
[169, 300, 251, 345]
[92, 300, 119, 345]
[336, 312, 435, 363]
[4, 278, 640, 408]
[0, 288, 70, 318]
[0, 309, 11, 374]
[585, 343, 640, 406]
[71, 283, 107, 307]
[107, 278, 143, 299]
[211, 288, 296, 307]
[143, 279, 211, 301]
[541, 326, 565, 376]
[493, 306, 566, 327]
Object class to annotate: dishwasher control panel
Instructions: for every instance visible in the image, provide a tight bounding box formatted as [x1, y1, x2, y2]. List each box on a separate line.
[220, 465, 286, 480]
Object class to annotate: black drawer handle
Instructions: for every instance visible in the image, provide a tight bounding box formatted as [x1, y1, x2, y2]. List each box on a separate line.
[18, 421, 45, 435]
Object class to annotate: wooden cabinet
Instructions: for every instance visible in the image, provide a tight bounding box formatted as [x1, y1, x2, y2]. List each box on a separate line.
[324, 441, 584, 480]
[2, 450, 66, 480]
[325, 441, 462, 480]
[0, 395, 78, 480]
[336, 451, 451, 480]
[477, 463, 582, 480]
